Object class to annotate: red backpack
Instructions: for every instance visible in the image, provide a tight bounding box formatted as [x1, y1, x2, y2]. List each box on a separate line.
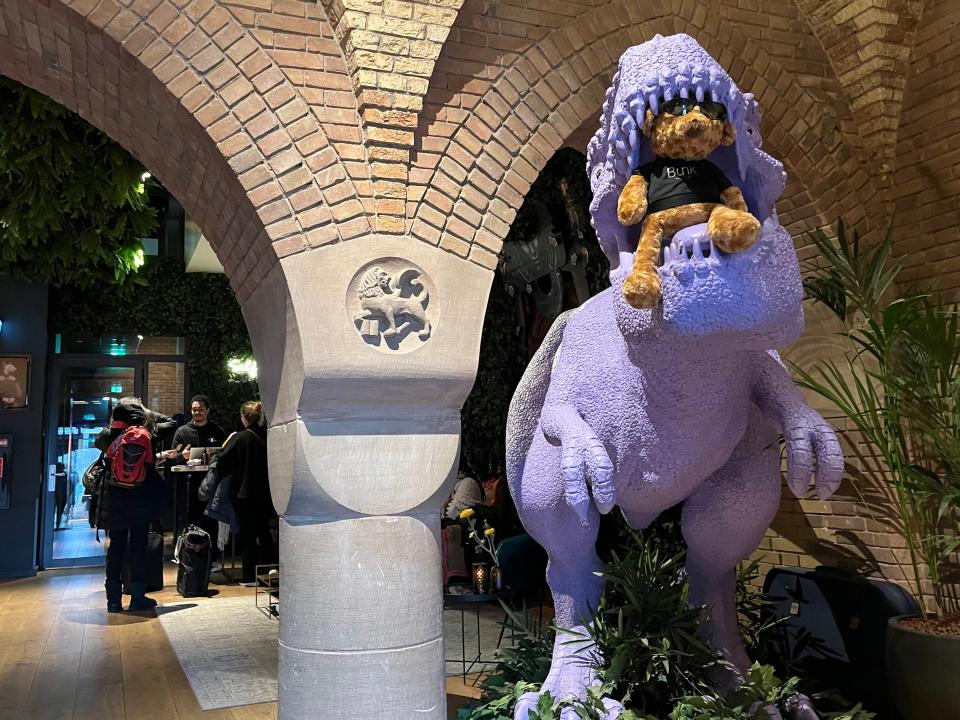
[104, 426, 153, 489]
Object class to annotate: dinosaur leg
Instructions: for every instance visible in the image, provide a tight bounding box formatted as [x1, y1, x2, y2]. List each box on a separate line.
[512, 446, 621, 719]
[621, 507, 659, 530]
[683, 416, 820, 720]
[623, 215, 664, 309]
[681, 407, 781, 678]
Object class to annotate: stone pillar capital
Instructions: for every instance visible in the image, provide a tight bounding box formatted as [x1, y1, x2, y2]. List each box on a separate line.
[242, 235, 493, 519]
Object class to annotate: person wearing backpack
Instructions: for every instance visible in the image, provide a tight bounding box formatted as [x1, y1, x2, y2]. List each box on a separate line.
[94, 397, 166, 613]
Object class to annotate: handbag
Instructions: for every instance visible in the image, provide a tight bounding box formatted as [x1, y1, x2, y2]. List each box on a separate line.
[81, 453, 109, 493]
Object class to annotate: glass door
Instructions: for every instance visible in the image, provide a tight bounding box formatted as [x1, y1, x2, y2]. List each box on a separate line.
[42, 363, 141, 568]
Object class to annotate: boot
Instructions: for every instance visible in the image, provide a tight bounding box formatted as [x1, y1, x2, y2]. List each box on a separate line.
[127, 582, 158, 611]
[105, 580, 124, 613]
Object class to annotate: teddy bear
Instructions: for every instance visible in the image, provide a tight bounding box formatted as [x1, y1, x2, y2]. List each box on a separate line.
[616, 94, 761, 309]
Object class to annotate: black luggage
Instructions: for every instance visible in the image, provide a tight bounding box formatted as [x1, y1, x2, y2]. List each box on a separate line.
[762, 565, 920, 718]
[122, 529, 165, 594]
[175, 525, 211, 597]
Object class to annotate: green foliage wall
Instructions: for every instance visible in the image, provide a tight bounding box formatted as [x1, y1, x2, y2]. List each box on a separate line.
[460, 149, 610, 477]
[0, 77, 156, 288]
[49, 258, 257, 432]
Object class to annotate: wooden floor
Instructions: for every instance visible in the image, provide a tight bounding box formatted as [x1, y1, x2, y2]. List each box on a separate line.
[0, 566, 481, 720]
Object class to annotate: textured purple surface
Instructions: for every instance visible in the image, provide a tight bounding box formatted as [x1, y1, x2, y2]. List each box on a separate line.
[506, 35, 843, 719]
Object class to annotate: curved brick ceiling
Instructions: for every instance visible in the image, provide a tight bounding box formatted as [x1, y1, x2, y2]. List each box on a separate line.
[318, 0, 467, 233]
[793, 0, 926, 181]
[409, 0, 883, 260]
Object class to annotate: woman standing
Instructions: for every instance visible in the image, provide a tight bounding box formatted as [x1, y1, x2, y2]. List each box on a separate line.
[95, 397, 166, 612]
[216, 401, 275, 584]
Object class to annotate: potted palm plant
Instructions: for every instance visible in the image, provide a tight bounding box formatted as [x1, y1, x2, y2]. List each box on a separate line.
[795, 222, 960, 719]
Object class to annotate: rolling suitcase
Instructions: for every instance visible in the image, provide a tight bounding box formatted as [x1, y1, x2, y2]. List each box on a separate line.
[762, 565, 920, 719]
[175, 525, 211, 597]
[122, 527, 165, 594]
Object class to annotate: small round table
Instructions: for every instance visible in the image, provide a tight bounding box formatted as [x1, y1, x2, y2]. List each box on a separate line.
[444, 590, 505, 682]
[168, 463, 209, 538]
[167, 463, 236, 582]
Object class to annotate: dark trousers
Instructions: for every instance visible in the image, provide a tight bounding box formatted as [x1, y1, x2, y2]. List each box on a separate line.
[106, 525, 148, 584]
[237, 499, 276, 582]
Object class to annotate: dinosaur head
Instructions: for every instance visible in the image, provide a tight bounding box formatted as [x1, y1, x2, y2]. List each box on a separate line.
[588, 34, 802, 349]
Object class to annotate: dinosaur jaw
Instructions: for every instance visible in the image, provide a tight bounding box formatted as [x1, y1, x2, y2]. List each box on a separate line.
[652, 221, 804, 348]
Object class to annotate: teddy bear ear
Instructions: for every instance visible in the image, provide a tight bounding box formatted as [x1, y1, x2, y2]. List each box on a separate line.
[722, 120, 737, 146]
[643, 108, 656, 138]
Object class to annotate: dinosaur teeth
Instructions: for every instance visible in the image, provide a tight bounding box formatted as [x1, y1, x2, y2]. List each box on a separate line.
[692, 238, 704, 260]
[661, 236, 713, 267]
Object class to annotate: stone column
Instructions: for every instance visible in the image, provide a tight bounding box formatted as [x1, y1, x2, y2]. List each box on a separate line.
[243, 236, 492, 719]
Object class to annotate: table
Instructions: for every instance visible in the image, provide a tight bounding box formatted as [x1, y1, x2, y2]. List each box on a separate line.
[167, 463, 237, 583]
[444, 591, 506, 682]
[167, 464, 209, 539]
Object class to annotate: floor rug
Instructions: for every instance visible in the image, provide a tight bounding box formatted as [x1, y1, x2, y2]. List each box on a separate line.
[158, 596, 512, 709]
[156, 597, 279, 710]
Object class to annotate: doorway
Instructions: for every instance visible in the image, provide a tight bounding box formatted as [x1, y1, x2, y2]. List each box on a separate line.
[42, 336, 187, 568]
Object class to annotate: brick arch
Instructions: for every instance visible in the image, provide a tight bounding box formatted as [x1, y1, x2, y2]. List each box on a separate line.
[793, 0, 925, 182]
[412, 1, 880, 261]
[0, 0, 371, 300]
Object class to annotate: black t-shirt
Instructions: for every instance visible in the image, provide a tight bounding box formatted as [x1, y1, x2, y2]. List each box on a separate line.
[172, 421, 227, 452]
[636, 158, 732, 214]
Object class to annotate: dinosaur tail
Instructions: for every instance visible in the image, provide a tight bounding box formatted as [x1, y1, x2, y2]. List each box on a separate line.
[505, 309, 577, 477]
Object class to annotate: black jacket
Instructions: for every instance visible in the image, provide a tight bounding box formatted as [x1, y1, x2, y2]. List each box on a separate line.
[216, 426, 270, 504]
[93, 427, 166, 531]
[172, 421, 227, 452]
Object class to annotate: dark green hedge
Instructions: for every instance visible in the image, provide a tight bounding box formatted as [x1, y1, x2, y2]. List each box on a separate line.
[0, 77, 156, 288]
[48, 258, 257, 432]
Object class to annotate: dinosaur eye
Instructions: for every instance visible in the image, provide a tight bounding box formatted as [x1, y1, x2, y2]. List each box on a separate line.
[594, 167, 603, 180]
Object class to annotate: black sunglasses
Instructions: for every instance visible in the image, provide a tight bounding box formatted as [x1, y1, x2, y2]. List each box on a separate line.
[660, 96, 727, 121]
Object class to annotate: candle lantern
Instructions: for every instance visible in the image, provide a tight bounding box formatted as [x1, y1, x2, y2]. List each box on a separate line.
[472, 562, 490, 594]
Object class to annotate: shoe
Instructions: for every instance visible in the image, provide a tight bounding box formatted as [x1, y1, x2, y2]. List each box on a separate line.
[105, 580, 123, 613]
[127, 582, 158, 611]
[238, 580, 258, 587]
[210, 562, 223, 573]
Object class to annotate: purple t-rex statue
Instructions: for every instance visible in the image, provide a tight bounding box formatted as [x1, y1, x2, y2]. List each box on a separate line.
[506, 34, 844, 719]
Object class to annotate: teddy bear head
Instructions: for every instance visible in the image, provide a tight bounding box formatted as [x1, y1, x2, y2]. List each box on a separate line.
[643, 97, 737, 161]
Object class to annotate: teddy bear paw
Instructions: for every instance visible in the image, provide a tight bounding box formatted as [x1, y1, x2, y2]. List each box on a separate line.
[616, 176, 648, 226]
[623, 272, 661, 309]
[708, 207, 761, 253]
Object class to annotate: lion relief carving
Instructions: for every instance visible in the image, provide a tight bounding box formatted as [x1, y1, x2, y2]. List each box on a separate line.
[353, 266, 432, 347]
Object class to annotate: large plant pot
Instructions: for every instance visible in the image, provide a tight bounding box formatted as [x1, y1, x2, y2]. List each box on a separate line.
[886, 615, 960, 719]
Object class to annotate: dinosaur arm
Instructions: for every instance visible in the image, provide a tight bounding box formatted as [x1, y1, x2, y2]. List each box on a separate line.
[540, 388, 616, 518]
[751, 350, 805, 427]
[720, 186, 748, 212]
[752, 350, 843, 500]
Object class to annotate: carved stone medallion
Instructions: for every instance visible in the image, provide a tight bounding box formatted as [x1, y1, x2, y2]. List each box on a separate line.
[346, 258, 435, 353]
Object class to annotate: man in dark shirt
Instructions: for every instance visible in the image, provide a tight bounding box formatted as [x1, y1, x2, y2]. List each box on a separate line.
[172, 394, 227, 456]
[170, 395, 227, 556]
